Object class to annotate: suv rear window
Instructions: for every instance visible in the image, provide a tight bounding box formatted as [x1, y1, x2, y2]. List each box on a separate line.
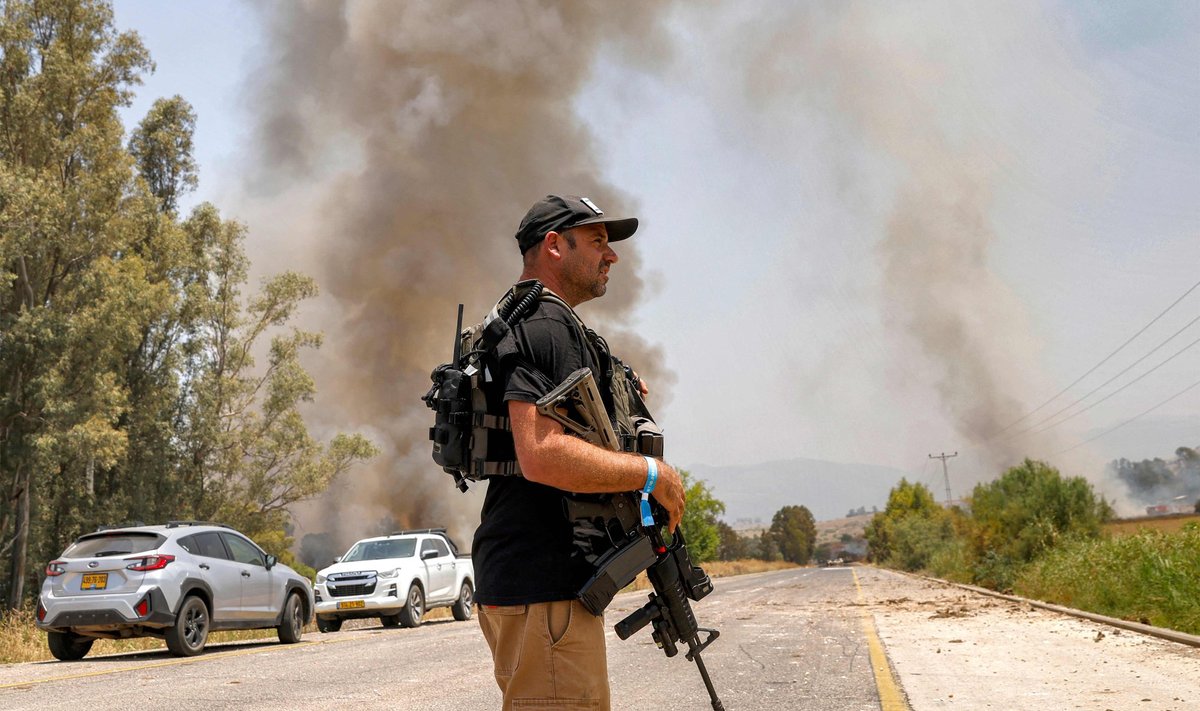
[64, 533, 164, 558]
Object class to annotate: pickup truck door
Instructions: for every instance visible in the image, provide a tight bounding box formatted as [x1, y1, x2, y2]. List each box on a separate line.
[420, 538, 457, 602]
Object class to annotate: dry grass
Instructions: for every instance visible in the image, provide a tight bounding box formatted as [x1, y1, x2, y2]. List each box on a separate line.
[0, 606, 289, 664]
[1104, 513, 1200, 537]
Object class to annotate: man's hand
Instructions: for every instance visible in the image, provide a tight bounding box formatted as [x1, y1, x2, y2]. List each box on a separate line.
[651, 460, 686, 533]
[631, 369, 649, 397]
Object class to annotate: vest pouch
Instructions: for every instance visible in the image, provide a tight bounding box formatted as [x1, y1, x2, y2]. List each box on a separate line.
[428, 365, 472, 472]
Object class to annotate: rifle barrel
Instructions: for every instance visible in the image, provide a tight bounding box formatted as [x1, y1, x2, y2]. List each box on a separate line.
[691, 648, 725, 711]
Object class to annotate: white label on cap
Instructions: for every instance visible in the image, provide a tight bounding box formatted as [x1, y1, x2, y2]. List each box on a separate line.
[580, 197, 603, 215]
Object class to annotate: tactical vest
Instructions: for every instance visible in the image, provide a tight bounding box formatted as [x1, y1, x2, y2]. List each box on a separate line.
[423, 280, 657, 491]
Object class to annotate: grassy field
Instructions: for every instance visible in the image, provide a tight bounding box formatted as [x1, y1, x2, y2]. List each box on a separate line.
[1015, 523, 1200, 635]
[0, 559, 794, 664]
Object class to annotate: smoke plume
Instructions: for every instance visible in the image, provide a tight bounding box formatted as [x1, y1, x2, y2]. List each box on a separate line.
[237, 1, 677, 553]
[733, 2, 1073, 480]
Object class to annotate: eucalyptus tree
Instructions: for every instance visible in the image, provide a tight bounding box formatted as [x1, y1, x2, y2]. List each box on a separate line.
[0, 0, 156, 606]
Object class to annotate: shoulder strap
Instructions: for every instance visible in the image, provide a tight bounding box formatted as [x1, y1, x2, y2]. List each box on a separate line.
[535, 288, 604, 375]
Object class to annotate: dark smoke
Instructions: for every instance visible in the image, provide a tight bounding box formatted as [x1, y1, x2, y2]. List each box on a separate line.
[239, 1, 678, 552]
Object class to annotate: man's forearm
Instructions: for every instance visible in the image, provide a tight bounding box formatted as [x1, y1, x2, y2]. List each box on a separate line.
[512, 400, 649, 492]
[509, 399, 685, 531]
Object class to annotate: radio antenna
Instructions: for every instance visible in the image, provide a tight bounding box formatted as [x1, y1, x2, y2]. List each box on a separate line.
[452, 304, 464, 364]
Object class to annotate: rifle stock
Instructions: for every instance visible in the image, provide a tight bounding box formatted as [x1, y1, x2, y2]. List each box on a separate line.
[535, 368, 726, 711]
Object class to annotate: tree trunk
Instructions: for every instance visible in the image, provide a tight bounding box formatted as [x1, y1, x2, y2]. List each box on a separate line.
[7, 465, 30, 610]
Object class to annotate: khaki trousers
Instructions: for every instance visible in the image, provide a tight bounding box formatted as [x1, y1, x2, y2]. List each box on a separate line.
[477, 599, 611, 710]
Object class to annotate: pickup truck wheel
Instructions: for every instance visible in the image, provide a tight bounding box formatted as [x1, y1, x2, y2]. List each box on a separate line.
[47, 631, 94, 661]
[380, 614, 402, 628]
[276, 592, 304, 644]
[399, 584, 424, 628]
[316, 616, 342, 633]
[165, 595, 209, 656]
[451, 581, 474, 621]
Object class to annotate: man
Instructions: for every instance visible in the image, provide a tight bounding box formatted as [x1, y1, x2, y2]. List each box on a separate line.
[472, 194, 686, 710]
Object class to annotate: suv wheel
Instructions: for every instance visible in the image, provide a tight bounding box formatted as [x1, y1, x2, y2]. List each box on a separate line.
[316, 616, 342, 633]
[277, 592, 304, 644]
[47, 631, 94, 661]
[451, 581, 474, 621]
[166, 595, 209, 656]
[399, 584, 424, 628]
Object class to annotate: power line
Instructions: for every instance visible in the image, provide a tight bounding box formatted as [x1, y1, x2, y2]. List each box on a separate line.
[993, 277, 1200, 436]
[1006, 315, 1200, 440]
[1053, 376, 1200, 456]
[1027, 332, 1200, 436]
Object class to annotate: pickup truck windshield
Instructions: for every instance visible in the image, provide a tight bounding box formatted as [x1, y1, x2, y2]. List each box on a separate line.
[342, 538, 416, 562]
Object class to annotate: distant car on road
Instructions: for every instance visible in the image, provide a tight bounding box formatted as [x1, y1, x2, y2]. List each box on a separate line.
[36, 521, 314, 660]
[313, 528, 473, 632]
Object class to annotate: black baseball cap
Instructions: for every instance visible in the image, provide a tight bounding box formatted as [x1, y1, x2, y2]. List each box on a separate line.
[515, 194, 638, 253]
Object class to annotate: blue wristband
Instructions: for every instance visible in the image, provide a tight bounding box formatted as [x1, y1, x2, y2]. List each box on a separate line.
[641, 456, 658, 494]
[640, 456, 659, 527]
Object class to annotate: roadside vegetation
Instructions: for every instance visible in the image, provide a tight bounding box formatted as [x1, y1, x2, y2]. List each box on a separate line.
[864, 456, 1200, 635]
[1015, 524, 1200, 635]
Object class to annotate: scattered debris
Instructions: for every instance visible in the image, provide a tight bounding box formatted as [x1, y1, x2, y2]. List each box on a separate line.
[930, 607, 970, 619]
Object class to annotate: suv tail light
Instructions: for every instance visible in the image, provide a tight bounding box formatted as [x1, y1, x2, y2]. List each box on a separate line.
[134, 594, 151, 618]
[45, 561, 66, 577]
[124, 554, 175, 572]
[36, 601, 47, 622]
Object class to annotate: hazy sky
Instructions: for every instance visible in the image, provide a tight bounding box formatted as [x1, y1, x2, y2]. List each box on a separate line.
[111, 1, 1198, 517]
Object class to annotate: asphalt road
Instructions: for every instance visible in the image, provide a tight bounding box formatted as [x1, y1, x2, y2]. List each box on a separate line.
[1, 567, 1196, 710]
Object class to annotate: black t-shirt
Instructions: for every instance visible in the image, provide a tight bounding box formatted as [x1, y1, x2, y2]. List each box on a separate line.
[470, 298, 603, 606]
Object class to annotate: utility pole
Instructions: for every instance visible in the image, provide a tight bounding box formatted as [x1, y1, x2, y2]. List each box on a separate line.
[929, 452, 958, 503]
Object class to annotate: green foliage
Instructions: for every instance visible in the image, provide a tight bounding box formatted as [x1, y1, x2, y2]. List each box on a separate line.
[887, 514, 953, 571]
[864, 478, 944, 564]
[714, 521, 750, 561]
[967, 459, 1111, 577]
[1015, 524, 1200, 635]
[677, 469, 725, 563]
[128, 95, 198, 213]
[753, 532, 781, 562]
[766, 505, 816, 564]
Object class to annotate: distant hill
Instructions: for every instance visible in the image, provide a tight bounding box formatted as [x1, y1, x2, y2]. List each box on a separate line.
[687, 458, 910, 524]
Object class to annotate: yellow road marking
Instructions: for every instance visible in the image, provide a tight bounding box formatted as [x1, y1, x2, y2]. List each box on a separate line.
[853, 569, 911, 711]
[0, 634, 360, 690]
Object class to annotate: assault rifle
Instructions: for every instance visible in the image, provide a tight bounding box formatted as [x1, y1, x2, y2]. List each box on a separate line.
[536, 368, 726, 711]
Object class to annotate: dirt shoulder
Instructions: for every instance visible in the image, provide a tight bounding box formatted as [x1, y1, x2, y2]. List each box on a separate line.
[854, 566, 1199, 711]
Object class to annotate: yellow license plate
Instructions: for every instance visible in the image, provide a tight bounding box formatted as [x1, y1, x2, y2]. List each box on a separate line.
[81, 573, 108, 591]
[337, 600, 365, 610]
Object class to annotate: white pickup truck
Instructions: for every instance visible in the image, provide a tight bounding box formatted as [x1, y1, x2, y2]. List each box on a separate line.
[312, 528, 473, 632]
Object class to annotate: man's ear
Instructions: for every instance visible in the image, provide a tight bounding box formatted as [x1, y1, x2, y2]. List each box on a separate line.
[544, 231, 564, 260]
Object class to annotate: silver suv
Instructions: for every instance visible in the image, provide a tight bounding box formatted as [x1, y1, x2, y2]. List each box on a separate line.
[36, 521, 314, 660]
